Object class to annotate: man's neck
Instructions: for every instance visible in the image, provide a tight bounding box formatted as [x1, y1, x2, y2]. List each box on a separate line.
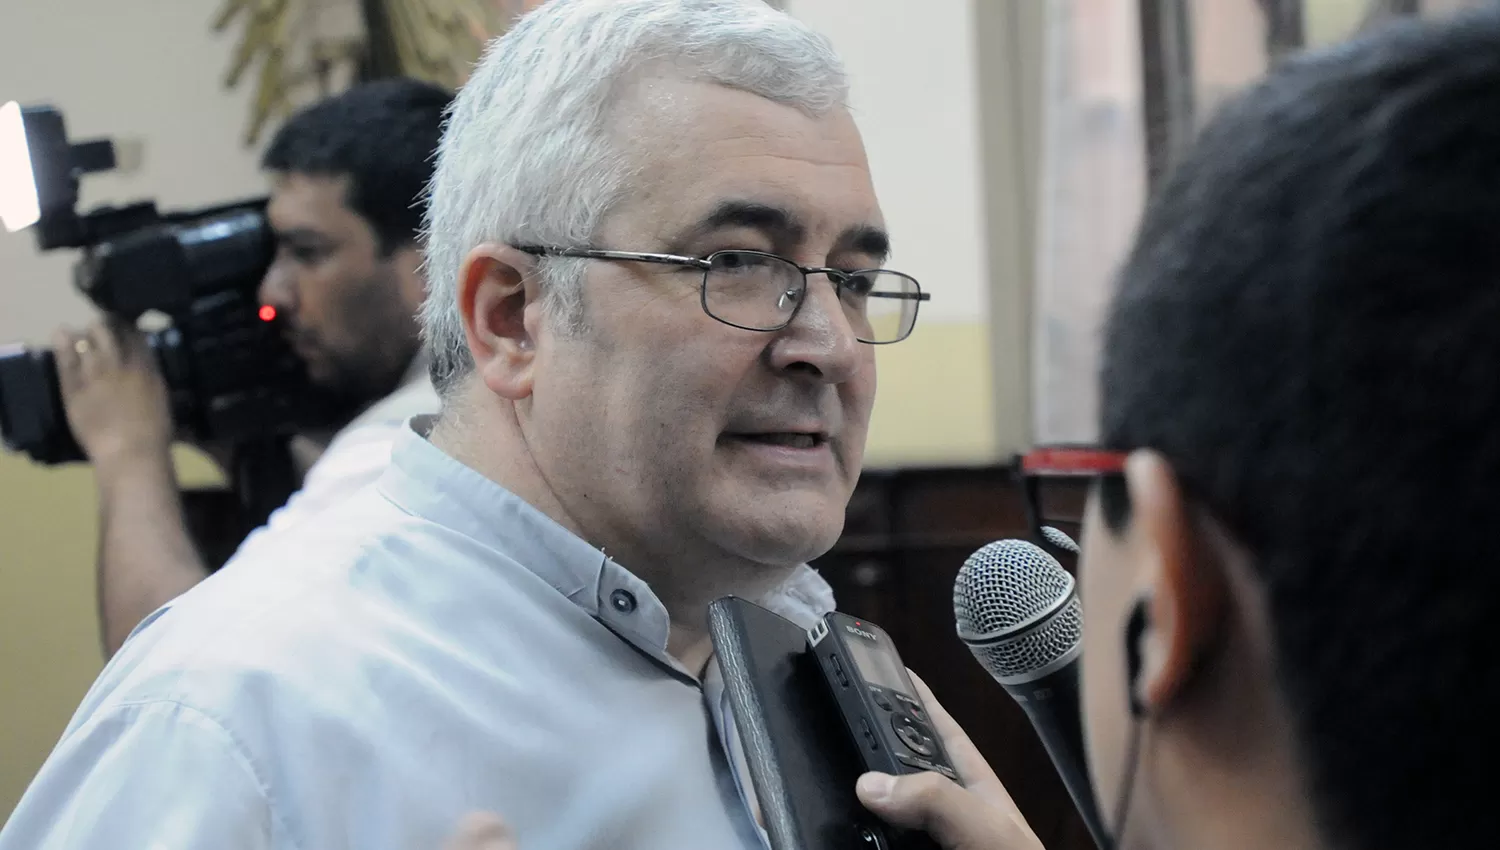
[669, 625, 715, 676]
[1149, 749, 1325, 850]
[1145, 606, 1327, 850]
[656, 563, 794, 672]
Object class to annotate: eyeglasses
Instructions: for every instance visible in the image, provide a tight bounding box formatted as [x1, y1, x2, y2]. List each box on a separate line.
[1017, 446, 1128, 558]
[517, 246, 931, 344]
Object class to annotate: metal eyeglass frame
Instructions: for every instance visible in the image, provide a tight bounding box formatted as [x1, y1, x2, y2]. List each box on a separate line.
[516, 246, 931, 344]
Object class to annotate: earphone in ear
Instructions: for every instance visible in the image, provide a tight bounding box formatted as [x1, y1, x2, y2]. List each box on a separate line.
[1107, 596, 1152, 847]
[1124, 597, 1150, 718]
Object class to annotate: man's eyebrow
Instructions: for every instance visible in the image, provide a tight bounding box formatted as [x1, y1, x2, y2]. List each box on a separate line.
[272, 227, 331, 244]
[837, 224, 890, 265]
[666, 200, 807, 252]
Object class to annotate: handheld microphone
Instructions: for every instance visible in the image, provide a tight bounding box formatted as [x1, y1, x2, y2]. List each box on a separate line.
[953, 534, 1107, 849]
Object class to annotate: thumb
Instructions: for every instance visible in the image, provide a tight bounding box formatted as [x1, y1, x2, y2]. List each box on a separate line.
[857, 772, 1043, 850]
[443, 812, 517, 850]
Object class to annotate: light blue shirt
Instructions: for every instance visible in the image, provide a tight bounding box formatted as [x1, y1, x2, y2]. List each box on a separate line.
[0, 418, 834, 849]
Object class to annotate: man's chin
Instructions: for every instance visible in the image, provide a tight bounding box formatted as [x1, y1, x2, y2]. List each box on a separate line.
[723, 507, 846, 568]
[304, 361, 338, 386]
[305, 355, 378, 400]
[715, 475, 851, 548]
[294, 361, 382, 426]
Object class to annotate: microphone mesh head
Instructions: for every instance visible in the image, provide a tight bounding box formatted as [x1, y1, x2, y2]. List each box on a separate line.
[954, 540, 1075, 636]
[953, 540, 1083, 684]
[966, 596, 1083, 683]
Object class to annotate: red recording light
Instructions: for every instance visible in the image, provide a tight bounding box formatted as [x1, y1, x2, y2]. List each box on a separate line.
[258, 305, 277, 322]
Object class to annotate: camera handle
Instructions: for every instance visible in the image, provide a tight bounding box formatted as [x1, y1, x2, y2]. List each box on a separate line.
[229, 436, 300, 531]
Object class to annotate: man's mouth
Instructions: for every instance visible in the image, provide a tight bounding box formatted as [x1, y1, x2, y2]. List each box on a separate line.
[724, 432, 828, 450]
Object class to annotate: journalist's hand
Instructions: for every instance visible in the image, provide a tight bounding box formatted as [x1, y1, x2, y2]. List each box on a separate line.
[857, 673, 1046, 850]
[444, 813, 516, 850]
[53, 319, 173, 467]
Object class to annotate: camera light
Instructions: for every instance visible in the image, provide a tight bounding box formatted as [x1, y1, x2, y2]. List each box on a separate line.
[258, 305, 277, 322]
[0, 101, 40, 233]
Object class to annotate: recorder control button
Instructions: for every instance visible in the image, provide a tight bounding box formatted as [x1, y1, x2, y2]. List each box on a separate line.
[831, 655, 849, 687]
[859, 717, 880, 751]
[870, 688, 894, 711]
[897, 695, 926, 721]
[891, 714, 937, 757]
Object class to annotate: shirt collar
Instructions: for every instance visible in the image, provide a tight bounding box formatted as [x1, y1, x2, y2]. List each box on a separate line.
[378, 416, 680, 672]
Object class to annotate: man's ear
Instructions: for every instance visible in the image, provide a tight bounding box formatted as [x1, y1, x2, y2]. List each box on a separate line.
[457, 243, 542, 400]
[1125, 450, 1227, 714]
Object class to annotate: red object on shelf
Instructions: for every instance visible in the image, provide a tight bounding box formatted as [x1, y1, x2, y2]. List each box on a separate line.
[1021, 446, 1127, 476]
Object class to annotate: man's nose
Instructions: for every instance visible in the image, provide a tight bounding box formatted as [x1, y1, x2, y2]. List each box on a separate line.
[766, 278, 863, 384]
[258, 262, 297, 314]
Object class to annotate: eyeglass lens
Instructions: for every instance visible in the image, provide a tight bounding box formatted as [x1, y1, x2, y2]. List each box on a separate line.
[701, 250, 921, 343]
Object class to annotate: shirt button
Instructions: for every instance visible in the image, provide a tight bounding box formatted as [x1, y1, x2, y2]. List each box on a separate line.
[610, 589, 638, 614]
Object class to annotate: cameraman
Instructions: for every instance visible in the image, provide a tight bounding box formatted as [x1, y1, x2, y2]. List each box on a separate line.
[53, 78, 451, 657]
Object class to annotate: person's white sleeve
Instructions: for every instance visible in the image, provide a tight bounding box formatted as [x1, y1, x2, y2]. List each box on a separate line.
[0, 700, 278, 850]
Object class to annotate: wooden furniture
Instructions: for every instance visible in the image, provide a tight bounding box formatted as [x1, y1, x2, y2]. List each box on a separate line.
[812, 467, 1096, 850]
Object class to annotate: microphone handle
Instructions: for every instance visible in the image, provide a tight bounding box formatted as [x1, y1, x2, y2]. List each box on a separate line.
[1000, 663, 1109, 849]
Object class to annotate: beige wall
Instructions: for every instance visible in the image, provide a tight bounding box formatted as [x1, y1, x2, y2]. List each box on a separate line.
[0, 0, 263, 817]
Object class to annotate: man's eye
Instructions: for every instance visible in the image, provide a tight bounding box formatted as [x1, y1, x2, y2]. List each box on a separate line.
[285, 245, 328, 264]
[842, 273, 876, 296]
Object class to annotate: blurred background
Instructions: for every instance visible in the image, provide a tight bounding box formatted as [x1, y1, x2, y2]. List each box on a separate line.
[0, 0, 1482, 838]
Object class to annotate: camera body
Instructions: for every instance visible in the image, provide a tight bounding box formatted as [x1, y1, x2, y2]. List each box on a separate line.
[808, 611, 960, 781]
[0, 103, 332, 466]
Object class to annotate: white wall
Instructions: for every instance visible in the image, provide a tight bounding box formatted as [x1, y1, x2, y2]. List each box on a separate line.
[785, 0, 991, 326]
[0, 0, 266, 343]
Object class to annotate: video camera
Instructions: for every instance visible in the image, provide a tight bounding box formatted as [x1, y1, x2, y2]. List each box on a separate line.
[0, 101, 332, 467]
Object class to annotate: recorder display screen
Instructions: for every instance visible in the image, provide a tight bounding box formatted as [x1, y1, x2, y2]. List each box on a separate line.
[845, 630, 908, 693]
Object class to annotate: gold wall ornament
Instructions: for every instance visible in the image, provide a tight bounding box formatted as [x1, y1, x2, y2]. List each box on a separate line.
[215, 0, 515, 146]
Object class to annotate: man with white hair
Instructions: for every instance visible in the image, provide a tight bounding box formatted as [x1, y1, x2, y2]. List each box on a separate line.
[0, 1, 933, 848]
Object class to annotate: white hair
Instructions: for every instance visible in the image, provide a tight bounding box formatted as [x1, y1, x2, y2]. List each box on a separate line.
[419, 0, 850, 395]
